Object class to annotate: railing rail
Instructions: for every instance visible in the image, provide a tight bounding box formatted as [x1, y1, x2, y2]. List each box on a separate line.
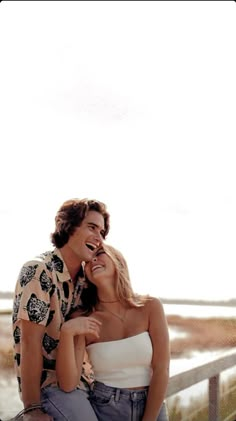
[166, 349, 236, 421]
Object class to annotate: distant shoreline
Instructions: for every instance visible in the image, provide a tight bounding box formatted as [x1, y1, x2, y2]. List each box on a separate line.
[161, 298, 236, 307]
[0, 309, 12, 315]
[1, 291, 236, 307]
[0, 292, 14, 299]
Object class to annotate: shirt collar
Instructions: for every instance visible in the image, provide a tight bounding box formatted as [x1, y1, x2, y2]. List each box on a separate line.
[53, 248, 72, 283]
[53, 248, 85, 286]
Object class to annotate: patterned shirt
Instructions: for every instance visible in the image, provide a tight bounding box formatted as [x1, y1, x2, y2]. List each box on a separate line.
[12, 248, 94, 395]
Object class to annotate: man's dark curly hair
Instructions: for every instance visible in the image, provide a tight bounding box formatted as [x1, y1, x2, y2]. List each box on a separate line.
[50, 198, 110, 248]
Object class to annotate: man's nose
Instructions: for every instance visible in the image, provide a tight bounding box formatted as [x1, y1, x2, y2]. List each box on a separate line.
[92, 256, 97, 262]
[94, 232, 103, 245]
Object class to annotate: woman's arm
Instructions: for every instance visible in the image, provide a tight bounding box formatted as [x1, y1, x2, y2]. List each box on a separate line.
[56, 316, 101, 392]
[142, 298, 170, 421]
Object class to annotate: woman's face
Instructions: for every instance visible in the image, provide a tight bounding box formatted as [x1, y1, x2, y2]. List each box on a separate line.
[85, 247, 116, 285]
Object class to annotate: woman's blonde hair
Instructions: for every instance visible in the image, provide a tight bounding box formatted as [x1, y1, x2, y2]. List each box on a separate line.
[79, 244, 150, 314]
[103, 244, 149, 306]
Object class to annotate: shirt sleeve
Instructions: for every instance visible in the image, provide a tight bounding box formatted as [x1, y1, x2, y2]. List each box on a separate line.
[13, 260, 52, 326]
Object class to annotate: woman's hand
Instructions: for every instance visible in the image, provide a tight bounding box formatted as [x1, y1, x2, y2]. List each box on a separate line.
[61, 316, 101, 339]
[57, 316, 101, 391]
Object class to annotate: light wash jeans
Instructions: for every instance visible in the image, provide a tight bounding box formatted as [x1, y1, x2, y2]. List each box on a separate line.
[89, 381, 169, 421]
[41, 385, 98, 421]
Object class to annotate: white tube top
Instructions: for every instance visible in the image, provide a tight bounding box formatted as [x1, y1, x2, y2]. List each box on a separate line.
[86, 331, 153, 388]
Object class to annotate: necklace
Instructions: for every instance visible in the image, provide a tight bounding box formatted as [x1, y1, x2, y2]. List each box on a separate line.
[98, 306, 127, 322]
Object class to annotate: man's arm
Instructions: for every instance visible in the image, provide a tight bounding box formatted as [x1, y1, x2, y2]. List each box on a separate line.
[20, 320, 52, 421]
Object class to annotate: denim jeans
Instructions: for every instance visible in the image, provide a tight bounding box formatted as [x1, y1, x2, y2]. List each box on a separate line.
[41, 385, 98, 421]
[89, 381, 169, 421]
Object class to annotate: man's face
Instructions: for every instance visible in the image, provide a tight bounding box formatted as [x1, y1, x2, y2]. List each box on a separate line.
[67, 211, 106, 263]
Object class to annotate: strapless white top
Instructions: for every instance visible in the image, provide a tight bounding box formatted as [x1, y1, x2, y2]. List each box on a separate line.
[86, 331, 153, 388]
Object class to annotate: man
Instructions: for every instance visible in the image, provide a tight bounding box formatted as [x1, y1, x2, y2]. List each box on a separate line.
[12, 198, 110, 420]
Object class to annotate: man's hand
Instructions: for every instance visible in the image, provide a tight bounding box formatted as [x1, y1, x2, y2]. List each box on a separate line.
[22, 409, 53, 420]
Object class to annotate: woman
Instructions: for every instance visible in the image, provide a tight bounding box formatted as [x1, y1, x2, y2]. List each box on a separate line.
[56, 244, 170, 421]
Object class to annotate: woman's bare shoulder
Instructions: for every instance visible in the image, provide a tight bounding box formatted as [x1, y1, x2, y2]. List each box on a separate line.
[144, 296, 165, 313]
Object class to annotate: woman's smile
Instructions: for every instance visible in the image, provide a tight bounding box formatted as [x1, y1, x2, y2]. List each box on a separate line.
[91, 264, 104, 273]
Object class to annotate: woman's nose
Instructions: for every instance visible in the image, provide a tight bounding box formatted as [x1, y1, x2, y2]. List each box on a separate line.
[92, 256, 97, 262]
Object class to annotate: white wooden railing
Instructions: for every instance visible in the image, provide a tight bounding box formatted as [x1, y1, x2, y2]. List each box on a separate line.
[166, 349, 236, 421]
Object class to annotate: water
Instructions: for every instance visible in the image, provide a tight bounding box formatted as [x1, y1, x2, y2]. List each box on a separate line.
[163, 303, 236, 319]
[0, 299, 13, 312]
[2, 298, 236, 317]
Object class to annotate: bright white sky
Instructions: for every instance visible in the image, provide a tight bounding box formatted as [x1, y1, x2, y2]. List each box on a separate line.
[0, 1, 236, 300]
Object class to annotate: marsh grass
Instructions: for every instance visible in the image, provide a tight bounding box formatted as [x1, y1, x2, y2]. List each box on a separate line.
[0, 348, 14, 370]
[168, 316, 236, 357]
[0, 313, 14, 370]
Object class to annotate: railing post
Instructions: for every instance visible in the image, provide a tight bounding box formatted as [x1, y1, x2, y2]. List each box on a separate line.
[209, 374, 220, 421]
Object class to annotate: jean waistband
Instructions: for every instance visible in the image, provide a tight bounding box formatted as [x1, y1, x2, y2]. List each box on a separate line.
[91, 381, 148, 400]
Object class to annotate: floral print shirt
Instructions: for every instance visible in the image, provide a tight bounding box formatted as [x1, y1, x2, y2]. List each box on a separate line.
[12, 248, 94, 395]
